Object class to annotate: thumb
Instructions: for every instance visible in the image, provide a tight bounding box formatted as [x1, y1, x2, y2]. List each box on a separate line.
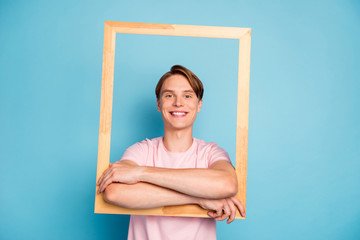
[207, 211, 215, 218]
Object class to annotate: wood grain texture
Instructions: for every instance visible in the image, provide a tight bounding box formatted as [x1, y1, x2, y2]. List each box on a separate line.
[106, 21, 250, 39]
[94, 22, 116, 213]
[96, 203, 211, 218]
[235, 30, 251, 215]
[95, 21, 250, 220]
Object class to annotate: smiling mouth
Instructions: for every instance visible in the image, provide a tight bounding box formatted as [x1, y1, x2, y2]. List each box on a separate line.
[170, 111, 188, 117]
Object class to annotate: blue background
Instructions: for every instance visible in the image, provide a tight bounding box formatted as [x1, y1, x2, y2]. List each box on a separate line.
[1, 0, 359, 239]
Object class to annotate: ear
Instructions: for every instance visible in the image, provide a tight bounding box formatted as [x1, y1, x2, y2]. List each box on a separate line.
[197, 99, 203, 113]
[157, 99, 161, 112]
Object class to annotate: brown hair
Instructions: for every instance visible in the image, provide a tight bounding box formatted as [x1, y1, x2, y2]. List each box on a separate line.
[155, 65, 204, 100]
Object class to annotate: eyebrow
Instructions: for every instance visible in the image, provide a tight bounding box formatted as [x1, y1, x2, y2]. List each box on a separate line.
[161, 89, 195, 94]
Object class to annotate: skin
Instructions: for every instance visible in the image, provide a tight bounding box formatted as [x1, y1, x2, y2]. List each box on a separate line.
[97, 74, 245, 223]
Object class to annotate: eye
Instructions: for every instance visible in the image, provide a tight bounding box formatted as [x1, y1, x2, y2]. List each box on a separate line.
[165, 94, 173, 98]
[185, 95, 191, 99]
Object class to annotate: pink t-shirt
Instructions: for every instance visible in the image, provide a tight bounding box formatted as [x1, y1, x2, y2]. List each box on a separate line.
[120, 137, 231, 240]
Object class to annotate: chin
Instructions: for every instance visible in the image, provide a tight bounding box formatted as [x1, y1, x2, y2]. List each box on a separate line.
[165, 123, 193, 131]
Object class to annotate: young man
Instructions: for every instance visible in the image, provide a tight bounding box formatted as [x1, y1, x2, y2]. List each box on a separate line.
[97, 65, 245, 240]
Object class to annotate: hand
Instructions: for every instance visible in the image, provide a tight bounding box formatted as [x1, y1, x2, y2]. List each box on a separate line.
[198, 197, 245, 224]
[198, 198, 231, 222]
[225, 197, 246, 221]
[96, 161, 142, 194]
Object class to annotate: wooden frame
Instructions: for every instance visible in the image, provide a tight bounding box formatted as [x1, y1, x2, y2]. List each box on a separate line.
[95, 21, 251, 219]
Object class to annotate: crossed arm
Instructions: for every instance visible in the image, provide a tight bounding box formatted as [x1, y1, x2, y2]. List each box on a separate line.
[96, 160, 245, 223]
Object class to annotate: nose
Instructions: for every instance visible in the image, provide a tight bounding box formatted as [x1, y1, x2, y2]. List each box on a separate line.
[173, 96, 183, 107]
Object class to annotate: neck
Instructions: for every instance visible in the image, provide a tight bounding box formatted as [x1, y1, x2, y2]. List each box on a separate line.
[163, 127, 193, 152]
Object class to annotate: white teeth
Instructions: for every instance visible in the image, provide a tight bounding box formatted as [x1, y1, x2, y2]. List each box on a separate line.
[172, 112, 185, 116]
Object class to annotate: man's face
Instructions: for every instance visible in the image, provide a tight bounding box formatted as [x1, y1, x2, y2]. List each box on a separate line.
[157, 74, 203, 131]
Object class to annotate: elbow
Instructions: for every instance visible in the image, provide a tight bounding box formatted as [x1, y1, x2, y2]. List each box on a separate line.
[218, 175, 238, 198]
[103, 184, 133, 208]
[228, 178, 238, 197]
[103, 184, 117, 204]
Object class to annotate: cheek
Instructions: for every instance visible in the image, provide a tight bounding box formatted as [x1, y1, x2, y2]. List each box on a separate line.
[189, 101, 199, 109]
[158, 100, 171, 111]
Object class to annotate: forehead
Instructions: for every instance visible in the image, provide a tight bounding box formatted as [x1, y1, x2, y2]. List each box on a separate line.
[161, 74, 193, 92]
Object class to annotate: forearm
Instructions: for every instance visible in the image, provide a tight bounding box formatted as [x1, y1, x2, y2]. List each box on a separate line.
[103, 182, 200, 209]
[97, 160, 238, 199]
[138, 162, 237, 199]
[103, 182, 246, 222]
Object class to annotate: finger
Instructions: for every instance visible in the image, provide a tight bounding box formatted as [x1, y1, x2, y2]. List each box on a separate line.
[213, 201, 227, 221]
[207, 211, 216, 218]
[99, 177, 112, 193]
[217, 200, 230, 221]
[97, 169, 110, 192]
[215, 214, 226, 221]
[215, 205, 223, 218]
[97, 172, 106, 187]
[98, 170, 114, 193]
[97, 171, 106, 186]
[208, 211, 220, 219]
[98, 177, 106, 193]
[231, 197, 246, 217]
[226, 198, 236, 224]
[97, 165, 112, 186]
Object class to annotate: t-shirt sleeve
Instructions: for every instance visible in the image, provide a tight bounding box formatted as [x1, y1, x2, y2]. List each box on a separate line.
[208, 143, 231, 167]
[120, 140, 149, 166]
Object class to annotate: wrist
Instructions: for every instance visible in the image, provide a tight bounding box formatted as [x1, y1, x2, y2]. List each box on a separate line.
[194, 197, 203, 206]
[137, 166, 147, 182]
[183, 195, 201, 206]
